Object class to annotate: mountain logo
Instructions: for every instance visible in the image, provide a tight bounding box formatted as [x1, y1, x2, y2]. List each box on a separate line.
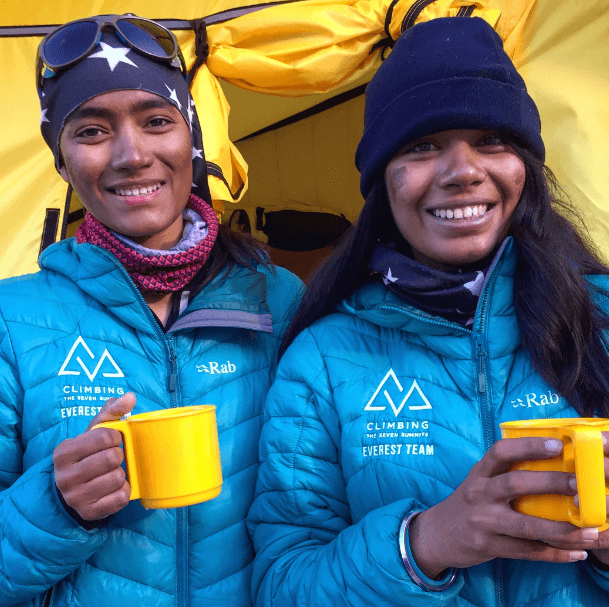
[365, 369, 432, 417]
[58, 336, 124, 381]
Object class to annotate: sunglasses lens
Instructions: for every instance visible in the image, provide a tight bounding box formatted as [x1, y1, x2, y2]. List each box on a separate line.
[44, 21, 99, 67]
[118, 19, 176, 58]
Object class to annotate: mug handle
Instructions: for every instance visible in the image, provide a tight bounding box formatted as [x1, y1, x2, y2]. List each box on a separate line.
[92, 420, 140, 501]
[559, 427, 607, 528]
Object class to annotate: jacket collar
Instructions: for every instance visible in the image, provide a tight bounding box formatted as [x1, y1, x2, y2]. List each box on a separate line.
[39, 239, 273, 335]
[338, 238, 517, 338]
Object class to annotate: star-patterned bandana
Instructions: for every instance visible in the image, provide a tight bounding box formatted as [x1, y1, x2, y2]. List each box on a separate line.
[38, 30, 211, 203]
[369, 241, 493, 328]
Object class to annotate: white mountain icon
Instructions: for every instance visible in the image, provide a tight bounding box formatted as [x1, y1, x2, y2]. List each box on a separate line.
[58, 336, 124, 381]
[365, 369, 432, 416]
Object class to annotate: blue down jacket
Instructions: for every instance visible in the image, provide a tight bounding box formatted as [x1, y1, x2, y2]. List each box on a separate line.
[249, 239, 609, 607]
[0, 238, 302, 607]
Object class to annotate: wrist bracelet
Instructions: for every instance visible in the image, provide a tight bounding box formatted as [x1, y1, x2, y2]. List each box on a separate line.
[398, 509, 458, 592]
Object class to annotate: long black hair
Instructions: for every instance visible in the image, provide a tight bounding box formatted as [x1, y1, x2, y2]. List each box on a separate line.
[280, 142, 609, 417]
[191, 225, 272, 295]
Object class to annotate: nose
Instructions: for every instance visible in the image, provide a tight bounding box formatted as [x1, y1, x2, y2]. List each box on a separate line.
[109, 124, 153, 173]
[437, 141, 486, 190]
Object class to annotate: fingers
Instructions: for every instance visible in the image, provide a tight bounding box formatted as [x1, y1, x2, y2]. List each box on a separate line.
[54, 427, 123, 467]
[489, 508, 594, 546]
[64, 472, 131, 521]
[86, 392, 137, 431]
[473, 437, 563, 478]
[479, 535, 588, 565]
[496, 470, 574, 502]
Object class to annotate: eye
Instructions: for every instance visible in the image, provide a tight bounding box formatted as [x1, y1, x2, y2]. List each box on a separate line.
[147, 117, 173, 128]
[480, 134, 507, 148]
[75, 127, 104, 139]
[405, 141, 438, 154]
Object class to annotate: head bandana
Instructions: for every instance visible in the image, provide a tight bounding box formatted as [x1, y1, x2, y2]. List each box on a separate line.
[38, 29, 211, 203]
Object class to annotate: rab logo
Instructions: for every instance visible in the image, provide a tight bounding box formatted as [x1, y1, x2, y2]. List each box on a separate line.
[58, 336, 124, 381]
[197, 361, 236, 375]
[365, 369, 432, 416]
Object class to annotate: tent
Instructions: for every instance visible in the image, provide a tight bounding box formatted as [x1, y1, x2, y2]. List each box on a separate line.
[1, 0, 608, 280]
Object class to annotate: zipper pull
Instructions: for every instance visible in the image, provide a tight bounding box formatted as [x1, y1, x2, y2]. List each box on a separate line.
[168, 342, 178, 392]
[476, 335, 486, 394]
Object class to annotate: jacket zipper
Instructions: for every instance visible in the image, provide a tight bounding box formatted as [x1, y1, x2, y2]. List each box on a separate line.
[474, 289, 505, 607]
[88, 248, 188, 607]
[381, 272, 507, 607]
[168, 338, 188, 607]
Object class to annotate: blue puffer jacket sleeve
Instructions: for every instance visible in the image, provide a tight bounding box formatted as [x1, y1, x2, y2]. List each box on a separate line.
[249, 328, 465, 607]
[0, 311, 107, 605]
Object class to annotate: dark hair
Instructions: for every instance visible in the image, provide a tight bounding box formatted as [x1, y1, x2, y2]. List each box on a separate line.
[280, 143, 609, 417]
[194, 224, 272, 293]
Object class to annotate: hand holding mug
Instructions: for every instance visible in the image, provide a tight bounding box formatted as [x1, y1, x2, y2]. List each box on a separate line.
[409, 436, 599, 580]
[53, 393, 137, 521]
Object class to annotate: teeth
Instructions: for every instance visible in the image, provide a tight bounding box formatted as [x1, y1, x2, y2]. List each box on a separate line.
[432, 204, 489, 220]
[114, 183, 161, 197]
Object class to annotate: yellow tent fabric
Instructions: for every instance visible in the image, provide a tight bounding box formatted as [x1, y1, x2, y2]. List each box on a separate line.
[0, 0, 607, 279]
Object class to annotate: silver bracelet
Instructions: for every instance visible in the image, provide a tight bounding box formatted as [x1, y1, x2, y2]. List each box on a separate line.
[398, 510, 458, 592]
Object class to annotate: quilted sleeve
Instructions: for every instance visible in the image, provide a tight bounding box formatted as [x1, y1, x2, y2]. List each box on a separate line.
[249, 328, 464, 607]
[0, 311, 108, 605]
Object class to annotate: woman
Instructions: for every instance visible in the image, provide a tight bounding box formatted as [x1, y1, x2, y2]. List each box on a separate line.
[249, 17, 609, 606]
[0, 15, 302, 607]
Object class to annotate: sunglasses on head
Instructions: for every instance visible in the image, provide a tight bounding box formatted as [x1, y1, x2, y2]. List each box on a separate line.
[37, 14, 187, 89]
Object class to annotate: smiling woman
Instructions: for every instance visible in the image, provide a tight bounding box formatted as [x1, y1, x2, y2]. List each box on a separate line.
[248, 16, 609, 607]
[0, 14, 302, 607]
[59, 91, 193, 249]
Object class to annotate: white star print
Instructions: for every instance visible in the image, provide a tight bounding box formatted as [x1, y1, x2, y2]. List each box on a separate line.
[464, 271, 485, 297]
[383, 268, 399, 286]
[40, 108, 49, 125]
[186, 98, 194, 128]
[192, 147, 203, 160]
[88, 42, 138, 71]
[191, 182, 197, 188]
[165, 85, 183, 111]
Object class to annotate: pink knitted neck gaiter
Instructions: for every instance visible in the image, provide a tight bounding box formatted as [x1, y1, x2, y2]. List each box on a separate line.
[76, 194, 219, 293]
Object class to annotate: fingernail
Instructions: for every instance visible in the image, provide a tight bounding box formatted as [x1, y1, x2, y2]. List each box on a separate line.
[569, 477, 577, 491]
[604, 435, 607, 446]
[545, 439, 563, 452]
[574, 494, 580, 508]
[582, 528, 599, 541]
[569, 551, 588, 561]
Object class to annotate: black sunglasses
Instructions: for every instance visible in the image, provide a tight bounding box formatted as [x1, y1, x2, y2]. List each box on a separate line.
[37, 14, 187, 88]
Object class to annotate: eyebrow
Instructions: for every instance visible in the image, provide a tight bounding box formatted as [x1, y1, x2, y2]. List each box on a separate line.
[66, 97, 178, 124]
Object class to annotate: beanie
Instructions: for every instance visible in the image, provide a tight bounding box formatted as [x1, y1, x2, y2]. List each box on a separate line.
[355, 17, 544, 198]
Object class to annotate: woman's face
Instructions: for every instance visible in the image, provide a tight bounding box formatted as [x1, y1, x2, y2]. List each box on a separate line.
[59, 90, 193, 250]
[384, 129, 526, 270]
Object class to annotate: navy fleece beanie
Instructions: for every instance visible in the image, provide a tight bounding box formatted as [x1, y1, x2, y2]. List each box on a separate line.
[355, 17, 544, 198]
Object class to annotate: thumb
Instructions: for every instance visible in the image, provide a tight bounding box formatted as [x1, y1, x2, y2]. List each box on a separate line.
[86, 392, 137, 431]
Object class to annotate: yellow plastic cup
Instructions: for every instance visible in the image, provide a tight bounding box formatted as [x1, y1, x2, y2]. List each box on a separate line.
[94, 404, 222, 509]
[500, 418, 609, 530]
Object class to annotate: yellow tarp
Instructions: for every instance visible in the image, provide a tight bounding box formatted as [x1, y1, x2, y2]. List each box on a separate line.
[0, 0, 607, 279]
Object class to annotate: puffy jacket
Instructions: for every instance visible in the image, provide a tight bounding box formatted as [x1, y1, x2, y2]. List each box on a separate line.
[249, 239, 609, 607]
[0, 238, 303, 607]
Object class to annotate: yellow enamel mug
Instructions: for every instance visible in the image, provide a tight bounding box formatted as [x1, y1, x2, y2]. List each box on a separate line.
[94, 405, 222, 509]
[500, 418, 609, 530]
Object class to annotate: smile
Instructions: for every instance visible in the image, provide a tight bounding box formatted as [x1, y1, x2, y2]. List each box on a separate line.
[108, 182, 163, 197]
[429, 204, 490, 220]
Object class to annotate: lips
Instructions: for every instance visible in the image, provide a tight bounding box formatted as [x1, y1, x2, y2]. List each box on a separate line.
[428, 203, 492, 220]
[108, 182, 163, 197]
